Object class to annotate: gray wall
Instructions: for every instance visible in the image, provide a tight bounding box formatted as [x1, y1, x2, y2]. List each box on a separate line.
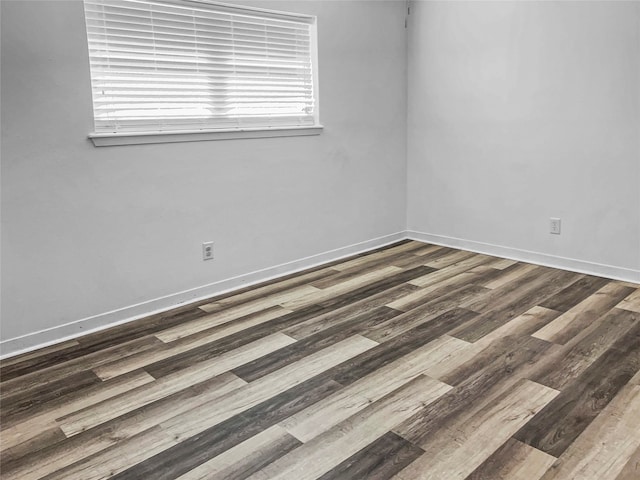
[3, 0, 639, 354]
[407, 1, 640, 274]
[1, 0, 408, 345]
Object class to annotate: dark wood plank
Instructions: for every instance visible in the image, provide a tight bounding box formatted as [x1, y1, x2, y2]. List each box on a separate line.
[0, 335, 163, 397]
[332, 308, 478, 386]
[109, 376, 342, 480]
[394, 335, 553, 446]
[282, 283, 418, 340]
[0, 370, 102, 422]
[532, 308, 639, 390]
[231, 306, 402, 382]
[452, 268, 579, 342]
[364, 285, 488, 342]
[465, 438, 555, 480]
[316, 431, 424, 480]
[513, 321, 640, 457]
[539, 275, 610, 312]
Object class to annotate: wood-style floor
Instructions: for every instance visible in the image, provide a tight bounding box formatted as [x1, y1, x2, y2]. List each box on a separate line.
[1, 240, 640, 480]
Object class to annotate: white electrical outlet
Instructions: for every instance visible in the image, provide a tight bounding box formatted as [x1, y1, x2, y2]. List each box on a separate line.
[550, 218, 561, 235]
[202, 241, 214, 260]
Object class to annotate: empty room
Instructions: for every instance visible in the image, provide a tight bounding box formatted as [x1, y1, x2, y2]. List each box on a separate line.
[1, 0, 639, 478]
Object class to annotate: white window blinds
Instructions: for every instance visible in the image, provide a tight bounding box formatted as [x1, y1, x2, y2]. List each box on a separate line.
[83, 0, 318, 134]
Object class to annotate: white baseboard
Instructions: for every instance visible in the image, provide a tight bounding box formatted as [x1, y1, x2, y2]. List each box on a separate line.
[3, 229, 638, 360]
[0, 231, 406, 359]
[407, 230, 640, 284]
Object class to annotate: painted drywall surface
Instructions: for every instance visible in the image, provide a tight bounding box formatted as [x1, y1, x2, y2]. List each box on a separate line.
[407, 1, 640, 272]
[0, 0, 407, 341]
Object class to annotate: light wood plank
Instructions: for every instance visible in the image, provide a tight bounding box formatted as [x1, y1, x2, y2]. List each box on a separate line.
[1, 374, 247, 480]
[159, 304, 295, 342]
[59, 333, 296, 436]
[43, 426, 178, 480]
[617, 288, 640, 313]
[280, 337, 459, 442]
[539, 375, 640, 480]
[467, 439, 557, 480]
[280, 266, 403, 310]
[160, 335, 379, 443]
[248, 375, 451, 480]
[423, 250, 477, 269]
[615, 446, 640, 480]
[484, 263, 539, 289]
[533, 282, 635, 344]
[406, 254, 493, 289]
[94, 308, 292, 379]
[176, 425, 298, 480]
[0, 369, 154, 451]
[393, 379, 559, 480]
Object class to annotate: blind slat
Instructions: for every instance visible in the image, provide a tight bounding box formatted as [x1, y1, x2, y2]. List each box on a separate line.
[84, 0, 317, 134]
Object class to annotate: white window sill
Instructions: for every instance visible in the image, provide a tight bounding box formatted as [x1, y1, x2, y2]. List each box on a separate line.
[88, 125, 324, 147]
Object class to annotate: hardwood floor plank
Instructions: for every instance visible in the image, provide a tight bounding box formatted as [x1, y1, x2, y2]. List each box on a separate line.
[0, 373, 246, 480]
[465, 438, 557, 480]
[311, 266, 434, 311]
[0, 335, 162, 397]
[617, 287, 640, 313]
[41, 426, 178, 480]
[331, 308, 478, 386]
[110, 376, 343, 480]
[248, 375, 451, 480]
[423, 249, 477, 269]
[0, 310, 205, 383]
[486, 257, 518, 269]
[453, 268, 579, 342]
[199, 267, 339, 313]
[539, 374, 640, 480]
[0, 340, 80, 378]
[316, 431, 424, 480]
[393, 379, 559, 480]
[394, 335, 554, 446]
[176, 425, 301, 480]
[365, 288, 486, 342]
[142, 304, 335, 379]
[388, 267, 497, 312]
[58, 333, 296, 437]
[94, 306, 291, 379]
[429, 306, 559, 381]
[532, 282, 636, 344]
[280, 338, 459, 442]
[483, 263, 539, 290]
[539, 275, 610, 312]
[2, 241, 637, 480]
[514, 322, 640, 457]
[0, 427, 68, 466]
[283, 283, 418, 340]
[331, 241, 426, 272]
[160, 335, 378, 443]
[233, 306, 400, 382]
[532, 308, 639, 390]
[280, 266, 404, 310]
[158, 304, 295, 343]
[615, 446, 640, 480]
[0, 369, 155, 454]
[1, 370, 101, 422]
[406, 253, 494, 289]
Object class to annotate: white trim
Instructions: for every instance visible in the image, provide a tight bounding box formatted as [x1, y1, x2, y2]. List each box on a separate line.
[89, 125, 324, 147]
[179, 0, 315, 23]
[3, 229, 638, 359]
[0, 231, 405, 359]
[407, 230, 640, 284]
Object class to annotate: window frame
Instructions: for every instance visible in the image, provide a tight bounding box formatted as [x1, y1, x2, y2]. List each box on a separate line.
[84, 0, 323, 146]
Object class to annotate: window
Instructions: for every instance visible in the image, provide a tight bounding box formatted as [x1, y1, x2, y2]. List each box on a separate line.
[83, 0, 321, 145]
